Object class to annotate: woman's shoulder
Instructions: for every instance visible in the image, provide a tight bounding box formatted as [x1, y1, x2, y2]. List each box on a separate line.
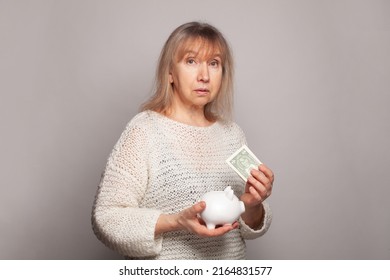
[215, 120, 246, 143]
[115, 111, 155, 141]
[125, 110, 158, 128]
[124, 110, 173, 135]
[219, 119, 245, 133]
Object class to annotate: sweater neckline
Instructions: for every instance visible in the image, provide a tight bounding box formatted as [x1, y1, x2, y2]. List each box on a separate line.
[147, 110, 220, 130]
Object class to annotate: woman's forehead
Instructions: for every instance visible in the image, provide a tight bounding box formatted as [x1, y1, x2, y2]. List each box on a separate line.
[176, 37, 222, 60]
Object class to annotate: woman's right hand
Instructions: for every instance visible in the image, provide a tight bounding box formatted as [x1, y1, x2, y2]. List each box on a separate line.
[155, 202, 238, 237]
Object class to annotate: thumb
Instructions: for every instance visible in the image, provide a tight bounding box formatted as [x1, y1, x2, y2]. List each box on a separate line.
[244, 181, 251, 193]
[190, 201, 206, 215]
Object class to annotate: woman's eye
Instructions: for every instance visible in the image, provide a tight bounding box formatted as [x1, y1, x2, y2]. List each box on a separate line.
[210, 60, 220, 67]
[187, 58, 196, 65]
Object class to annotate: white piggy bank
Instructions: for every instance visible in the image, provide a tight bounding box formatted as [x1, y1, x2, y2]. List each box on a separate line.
[200, 186, 245, 229]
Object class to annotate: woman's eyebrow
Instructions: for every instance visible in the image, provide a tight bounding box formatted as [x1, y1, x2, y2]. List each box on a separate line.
[183, 51, 198, 57]
[183, 51, 222, 59]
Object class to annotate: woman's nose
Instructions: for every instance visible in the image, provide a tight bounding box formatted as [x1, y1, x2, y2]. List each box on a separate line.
[197, 63, 210, 82]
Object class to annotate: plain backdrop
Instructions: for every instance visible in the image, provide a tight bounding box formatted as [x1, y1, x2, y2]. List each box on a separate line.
[1, 0, 389, 259]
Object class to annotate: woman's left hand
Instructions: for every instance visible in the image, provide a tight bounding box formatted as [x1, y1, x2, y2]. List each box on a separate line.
[240, 164, 274, 208]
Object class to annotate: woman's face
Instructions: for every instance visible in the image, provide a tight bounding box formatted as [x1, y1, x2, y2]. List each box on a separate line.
[169, 40, 223, 112]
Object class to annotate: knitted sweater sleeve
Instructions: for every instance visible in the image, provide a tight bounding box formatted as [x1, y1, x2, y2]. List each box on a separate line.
[91, 119, 163, 257]
[239, 201, 272, 239]
[234, 124, 273, 240]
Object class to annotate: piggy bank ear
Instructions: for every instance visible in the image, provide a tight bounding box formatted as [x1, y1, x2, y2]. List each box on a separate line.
[224, 186, 234, 200]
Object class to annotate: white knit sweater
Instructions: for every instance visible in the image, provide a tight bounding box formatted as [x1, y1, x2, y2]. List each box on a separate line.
[92, 110, 272, 259]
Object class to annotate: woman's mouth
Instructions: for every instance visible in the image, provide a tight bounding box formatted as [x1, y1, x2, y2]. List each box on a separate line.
[195, 88, 210, 95]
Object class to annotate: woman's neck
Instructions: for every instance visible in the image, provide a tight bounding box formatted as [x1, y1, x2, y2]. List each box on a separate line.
[164, 105, 214, 127]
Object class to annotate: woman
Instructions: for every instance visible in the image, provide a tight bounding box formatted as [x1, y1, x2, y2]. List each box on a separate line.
[92, 22, 274, 259]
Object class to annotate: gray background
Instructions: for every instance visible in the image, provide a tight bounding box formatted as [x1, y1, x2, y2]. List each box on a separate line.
[1, 0, 389, 259]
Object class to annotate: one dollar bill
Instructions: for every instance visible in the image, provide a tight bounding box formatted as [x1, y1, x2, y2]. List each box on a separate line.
[226, 145, 262, 181]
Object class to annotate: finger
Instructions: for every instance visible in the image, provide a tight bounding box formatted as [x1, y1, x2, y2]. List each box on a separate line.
[259, 164, 275, 184]
[247, 175, 268, 197]
[185, 201, 206, 217]
[251, 169, 270, 186]
[249, 186, 263, 202]
[204, 225, 234, 237]
[244, 181, 252, 193]
[250, 170, 272, 192]
[194, 222, 235, 237]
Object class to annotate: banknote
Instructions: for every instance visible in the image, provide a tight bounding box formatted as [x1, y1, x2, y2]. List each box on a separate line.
[226, 145, 262, 181]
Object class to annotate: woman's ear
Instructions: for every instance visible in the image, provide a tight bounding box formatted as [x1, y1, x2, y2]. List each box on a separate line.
[169, 73, 174, 84]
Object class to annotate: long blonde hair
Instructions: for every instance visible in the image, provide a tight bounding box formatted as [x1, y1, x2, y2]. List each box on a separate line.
[141, 22, 234, 122]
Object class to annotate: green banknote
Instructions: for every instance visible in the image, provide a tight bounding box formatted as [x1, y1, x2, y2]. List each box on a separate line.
[226, 145, 262, 181]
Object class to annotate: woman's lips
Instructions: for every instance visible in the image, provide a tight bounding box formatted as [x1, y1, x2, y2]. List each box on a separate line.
[194, 88, 209, 95]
